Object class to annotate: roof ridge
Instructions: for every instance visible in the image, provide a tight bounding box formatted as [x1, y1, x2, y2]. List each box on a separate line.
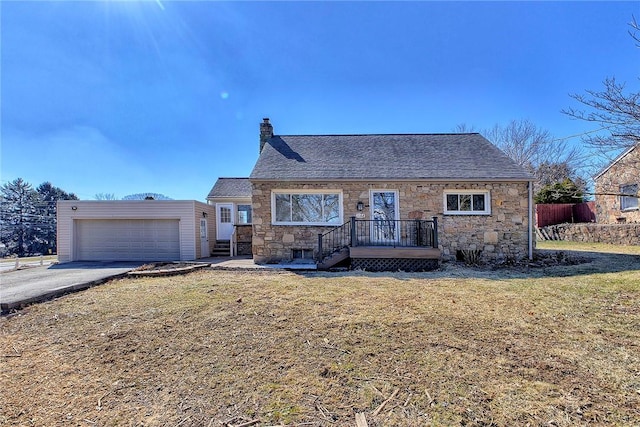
[275, 133, 481, 137]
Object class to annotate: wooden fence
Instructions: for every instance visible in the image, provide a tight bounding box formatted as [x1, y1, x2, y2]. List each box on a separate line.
[535, 202, 596, 227]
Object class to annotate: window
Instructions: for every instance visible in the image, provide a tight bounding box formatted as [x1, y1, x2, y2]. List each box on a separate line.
[444, 190, 491, 215]
[219, 206, 232, 223]
[237, 204, 252, 224]
[620, 184, 638, 211]
[200, 218, 207, 238]
[292, 249, 314, 259]
[272, 191, 342, 225]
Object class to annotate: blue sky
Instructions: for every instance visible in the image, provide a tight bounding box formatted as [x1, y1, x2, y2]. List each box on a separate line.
[2, 1, 638, 201]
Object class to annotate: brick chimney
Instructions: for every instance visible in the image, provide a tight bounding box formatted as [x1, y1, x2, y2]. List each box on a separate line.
[259, 118, 274, 152]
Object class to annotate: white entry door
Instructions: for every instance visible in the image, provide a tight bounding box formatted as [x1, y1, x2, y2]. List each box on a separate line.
[200, 218, 209, 257]
[370, 190, 399, 244]
[216, 203, 234, 240]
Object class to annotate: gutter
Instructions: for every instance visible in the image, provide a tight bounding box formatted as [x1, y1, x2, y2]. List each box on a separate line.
[528, 181, 534, 260]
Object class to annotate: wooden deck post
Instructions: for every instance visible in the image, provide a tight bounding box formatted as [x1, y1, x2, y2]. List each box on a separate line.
[350, 216, 357, 247]
[432, 216, 439, 248]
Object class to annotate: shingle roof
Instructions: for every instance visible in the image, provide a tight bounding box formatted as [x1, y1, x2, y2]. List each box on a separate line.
[250, 134, 534, 181]
[207, 178, 252, 199]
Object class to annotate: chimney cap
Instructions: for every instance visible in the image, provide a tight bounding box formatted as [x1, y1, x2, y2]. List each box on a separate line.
[262, 117, 270, 123]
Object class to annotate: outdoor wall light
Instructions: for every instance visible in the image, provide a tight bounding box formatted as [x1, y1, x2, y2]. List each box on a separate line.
[356, 201, 364, 211]
[71, 206, 78, 211]
[202, 212, 208, 218]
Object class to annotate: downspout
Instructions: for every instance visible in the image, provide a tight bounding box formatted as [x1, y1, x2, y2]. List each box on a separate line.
[528, 180, 534, 260]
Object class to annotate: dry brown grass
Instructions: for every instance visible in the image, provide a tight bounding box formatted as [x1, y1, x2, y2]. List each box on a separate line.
[1, 243, 640, 426]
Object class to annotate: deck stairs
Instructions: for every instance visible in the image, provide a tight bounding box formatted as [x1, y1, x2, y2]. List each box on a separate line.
[317, 247, 350, 270]
[210, 240, 231, 257]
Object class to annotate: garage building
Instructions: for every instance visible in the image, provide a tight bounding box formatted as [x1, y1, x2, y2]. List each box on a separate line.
[57, 200, 215, 262]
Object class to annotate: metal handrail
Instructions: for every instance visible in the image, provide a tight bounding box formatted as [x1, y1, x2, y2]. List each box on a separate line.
[353, 218, 437, 248]
[317, 221, 351, 260]
[317, 217, 438, 261]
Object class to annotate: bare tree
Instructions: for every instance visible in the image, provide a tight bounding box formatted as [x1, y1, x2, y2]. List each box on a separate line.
[483, 119, 582, 172]
[456, 119, 587, 198]
[562, 17, 640, 161]
[563, 77, 640, 156]
[95, 193, 118, 200]
[122, 193, 172, 200]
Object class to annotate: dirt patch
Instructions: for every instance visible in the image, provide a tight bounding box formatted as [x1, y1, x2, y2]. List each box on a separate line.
[129, 262, 209, 277]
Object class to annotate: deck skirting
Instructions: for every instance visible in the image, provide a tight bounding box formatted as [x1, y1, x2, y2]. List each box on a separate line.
[349, 246, 440, 259]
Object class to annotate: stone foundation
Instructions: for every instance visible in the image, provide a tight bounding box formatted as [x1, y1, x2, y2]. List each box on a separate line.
[235, 225, 253, 256]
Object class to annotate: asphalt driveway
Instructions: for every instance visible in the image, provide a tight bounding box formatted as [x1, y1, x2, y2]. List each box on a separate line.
[0, 262, 144, 312]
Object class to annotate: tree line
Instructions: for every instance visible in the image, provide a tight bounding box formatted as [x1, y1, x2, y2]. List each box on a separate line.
[0, 178, 174, 257]
[0, 178, 78, 257]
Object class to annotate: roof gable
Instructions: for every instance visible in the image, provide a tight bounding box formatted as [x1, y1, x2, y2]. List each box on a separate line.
[594, 144, 639, 180]
[250, 133, 533, 181]
[207, 178, 252, 199]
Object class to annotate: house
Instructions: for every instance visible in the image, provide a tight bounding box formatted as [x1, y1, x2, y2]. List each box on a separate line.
[55, 119, 535, 270]
[594, 144, 640, 223]
[206, 178, 253, 256]
[249, 118, 535, 269]
[57, 200, 214, 262]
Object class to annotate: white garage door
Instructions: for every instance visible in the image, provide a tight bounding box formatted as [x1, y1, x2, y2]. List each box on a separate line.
[75, 219, 180, 261]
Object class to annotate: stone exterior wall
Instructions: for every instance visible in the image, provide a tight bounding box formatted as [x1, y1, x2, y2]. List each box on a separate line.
[595, 147, 640, 224]
[538, 223, 640, 245]
[234, 224, 253, 256]
[251, 181, 532, 263]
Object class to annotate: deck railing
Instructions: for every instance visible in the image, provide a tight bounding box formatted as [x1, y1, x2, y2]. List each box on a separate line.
[318, 216, 438, 261]
[318, 220, 352, 260]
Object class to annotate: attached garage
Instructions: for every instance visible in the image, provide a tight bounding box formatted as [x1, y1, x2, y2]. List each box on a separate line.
[57, 200, 215, 263]
[75, 219, 180, 261]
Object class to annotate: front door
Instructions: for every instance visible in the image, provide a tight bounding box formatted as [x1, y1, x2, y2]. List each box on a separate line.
[370, 190, 399, 244]
[216, 203, 234, 241]
[200, 218, 209, 257]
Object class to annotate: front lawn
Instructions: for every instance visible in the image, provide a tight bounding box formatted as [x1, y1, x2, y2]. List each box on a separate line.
[1, 243, 639, 426]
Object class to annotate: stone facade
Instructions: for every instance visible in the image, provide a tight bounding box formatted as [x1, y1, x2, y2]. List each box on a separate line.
[595, 146, 640, 224]
[251, 180, 532, 263]
[538, 223, 640, 245]
[234, 224, 253, 256]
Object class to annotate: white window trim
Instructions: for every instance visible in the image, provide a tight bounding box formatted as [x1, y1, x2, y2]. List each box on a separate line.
[443, 190, 491, 215]
[620, 184, 639, 211]
[271, 189, 343, 226]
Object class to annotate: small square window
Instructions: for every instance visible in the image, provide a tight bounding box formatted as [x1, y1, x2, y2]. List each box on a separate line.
[446, 194, 458, 211]
[292, 249, 314, 259]
[220, 207, 232, 223]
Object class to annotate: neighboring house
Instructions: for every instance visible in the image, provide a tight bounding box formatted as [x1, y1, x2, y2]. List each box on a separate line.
[594, 144, 640, 223]
[57, 200, 214, 262]
[249, 118, 535, 269]
[206, 178, 253, 255]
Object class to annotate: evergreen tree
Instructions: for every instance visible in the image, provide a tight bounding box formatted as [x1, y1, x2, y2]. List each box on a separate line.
[534, 179, 585, 204]
[0, 178, 39, 257]
[34, 182, 78, 254]
[0, 179, 78, 256]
